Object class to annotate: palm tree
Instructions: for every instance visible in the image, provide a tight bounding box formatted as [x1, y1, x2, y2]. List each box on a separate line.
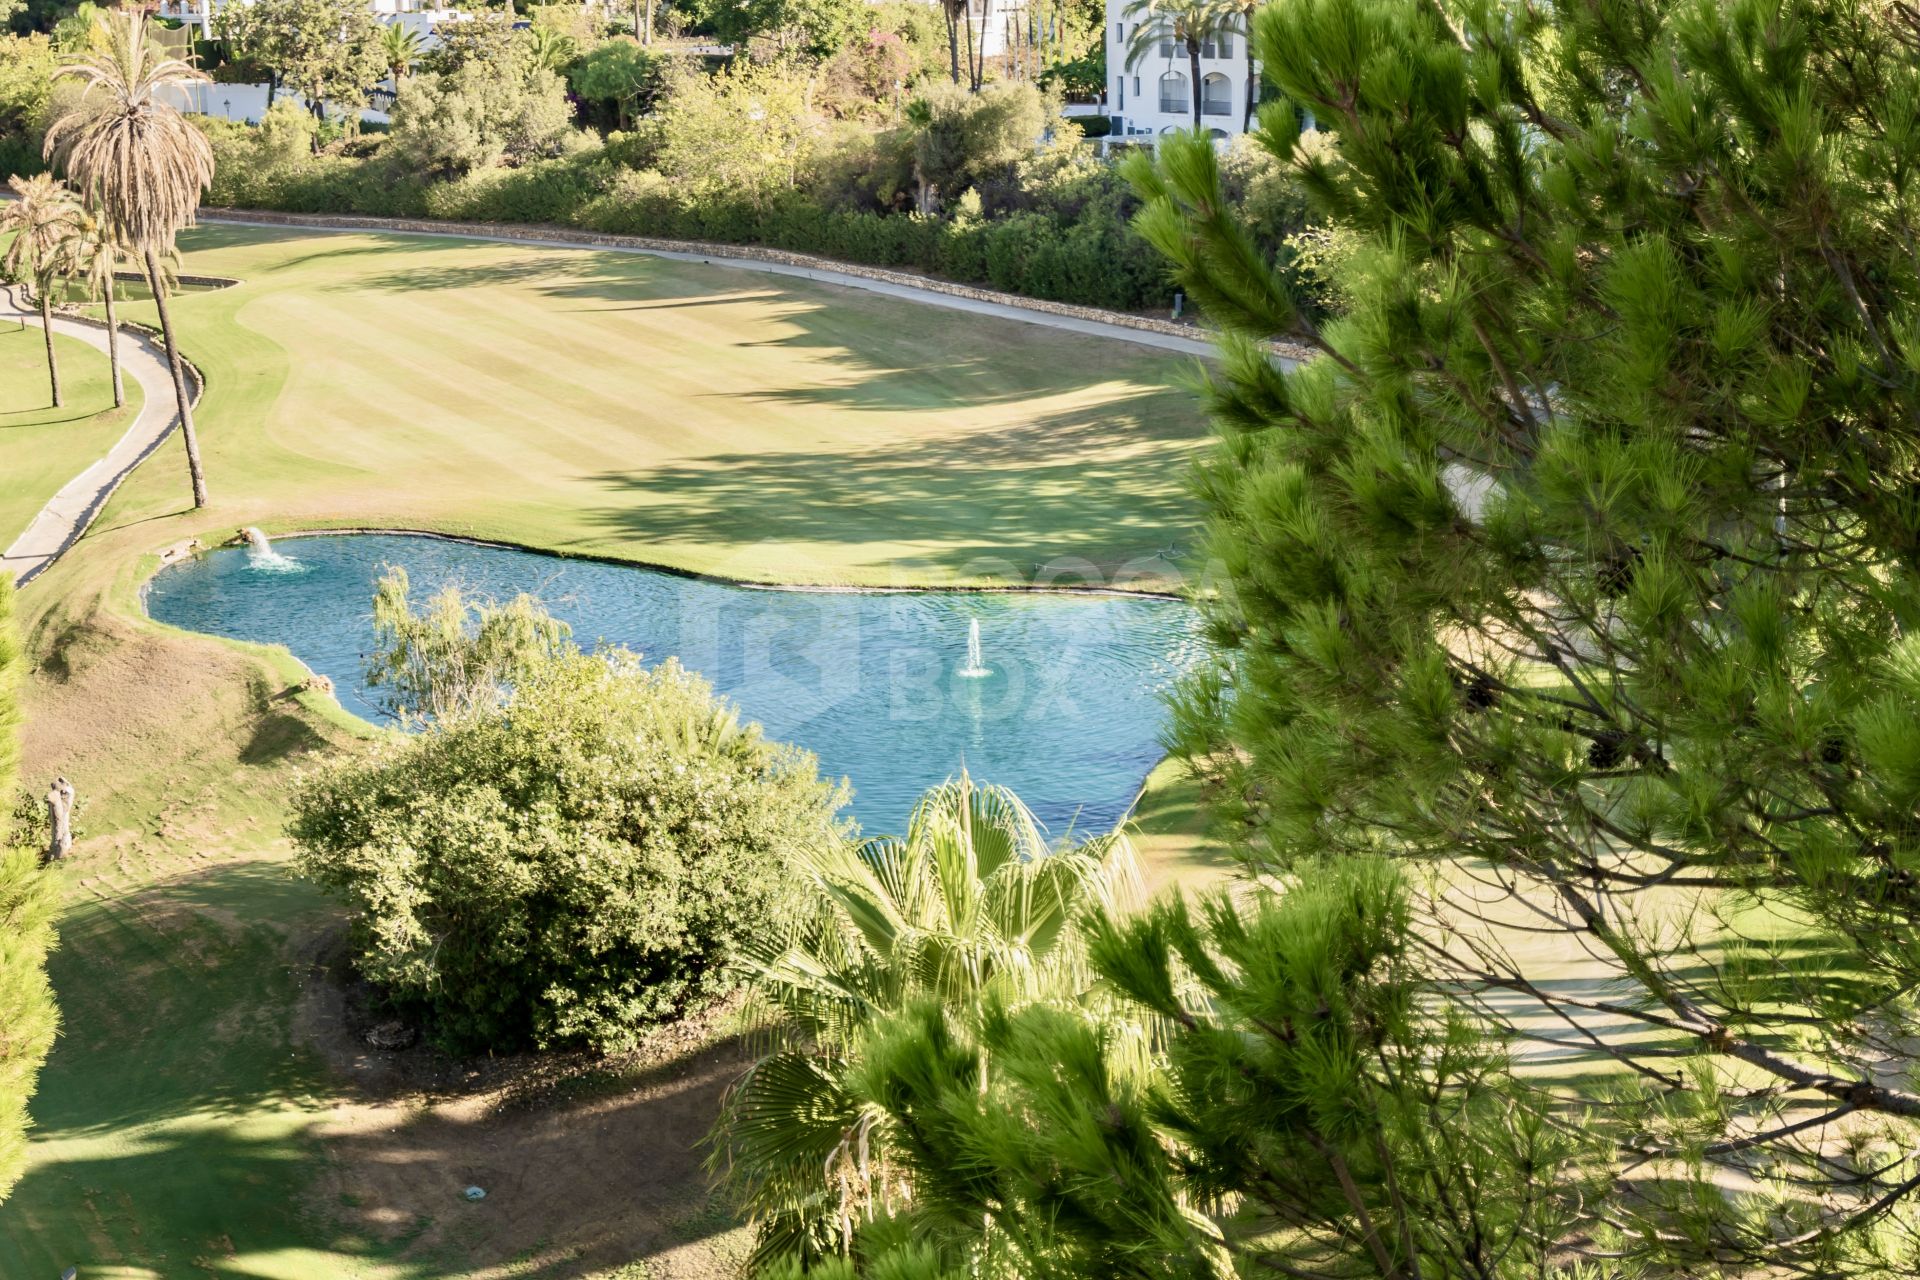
[55, 206, 128, 409]
[44, 10, 215, 508]
[1, 174, 83, 410]
[1208, 0, 1260, 130]
[1124, 0, 1229, 130]
[711, 775, 1140, 1268]
[524, 25, 574, 74]
[377, 22, 421, 86]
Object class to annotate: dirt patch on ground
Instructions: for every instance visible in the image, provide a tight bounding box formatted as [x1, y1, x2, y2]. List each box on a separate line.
[295, 929, 756, 1279]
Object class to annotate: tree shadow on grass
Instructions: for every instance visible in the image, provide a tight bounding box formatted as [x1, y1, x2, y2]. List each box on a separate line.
[240, 705, 331, 766]
[313, 1036, 749, 1279]
[583, 391, 1204, 581]
[3, 854, 749, 1279]
[333, 241, 1197, 416]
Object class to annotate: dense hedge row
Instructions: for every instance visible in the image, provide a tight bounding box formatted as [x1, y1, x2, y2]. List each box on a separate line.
[204, 144, 1178, 313]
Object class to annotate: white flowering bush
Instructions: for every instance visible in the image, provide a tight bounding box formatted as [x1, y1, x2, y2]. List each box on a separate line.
[290, 649, 845, 1053]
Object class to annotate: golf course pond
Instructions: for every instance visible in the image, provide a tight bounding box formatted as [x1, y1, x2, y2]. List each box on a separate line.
[145, 533, 1202, 835]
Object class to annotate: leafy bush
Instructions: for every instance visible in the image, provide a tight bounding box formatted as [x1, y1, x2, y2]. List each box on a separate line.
[0, 33, 57, 179]
[289, 648, 846, 1053]
[905, 80, 1053, 211]
[654, 59, 818, 199]
[388, 59, 580, 179]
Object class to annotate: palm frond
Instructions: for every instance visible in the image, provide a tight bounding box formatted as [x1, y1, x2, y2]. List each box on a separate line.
[42, 10, 212, 257]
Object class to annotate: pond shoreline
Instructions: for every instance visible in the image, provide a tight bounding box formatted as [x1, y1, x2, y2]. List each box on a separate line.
[145, 532, 1197, 833]
[232, 526, 1192, 602]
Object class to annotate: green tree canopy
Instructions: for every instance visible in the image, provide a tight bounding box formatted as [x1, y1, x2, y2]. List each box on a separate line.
[903, 79, 1051, 211]
[0, 576, 60, 1203]
[387, 56, 576, 178]
[425, 9, 525, 74]
[1127, 0, 1920, 1266]
[215, 0, 384, 117]
[566, 37, 668, 129]
[842, 861, 1593, 1280]
[689, 0, 866, 59]
[655, 60, 818, 199]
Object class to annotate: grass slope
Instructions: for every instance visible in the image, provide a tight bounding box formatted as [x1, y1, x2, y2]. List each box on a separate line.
[0, 325, 142, 548]
[0, 225, 1217, 1278]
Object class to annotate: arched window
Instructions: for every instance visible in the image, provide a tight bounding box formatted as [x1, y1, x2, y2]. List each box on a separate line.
[1157, 71, 1188, 114]
[1201, 72, 1233, 117]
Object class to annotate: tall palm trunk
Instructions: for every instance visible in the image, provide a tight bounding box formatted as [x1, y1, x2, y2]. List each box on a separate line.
[974, 0, 994, 87]
[37, 288, 61, 408]
[144, 247, 208, 508]
[963, 0, 977, 90]
[1189, 38, 1202, 128]
[946, 6, 961, 84]
[643, 0, 654, 44]
[1244, 19, 1256, 131]
[103, 281, 123, 408]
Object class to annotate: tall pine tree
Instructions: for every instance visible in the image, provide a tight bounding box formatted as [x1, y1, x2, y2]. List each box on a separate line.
[1126, 0, 1920, 1267]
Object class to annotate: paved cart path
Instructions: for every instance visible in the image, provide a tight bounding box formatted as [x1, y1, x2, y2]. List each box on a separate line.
[2, 285, 184, 587]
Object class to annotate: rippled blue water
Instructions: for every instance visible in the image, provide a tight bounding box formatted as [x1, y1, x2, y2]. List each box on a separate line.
[145, 534, 1201, 836]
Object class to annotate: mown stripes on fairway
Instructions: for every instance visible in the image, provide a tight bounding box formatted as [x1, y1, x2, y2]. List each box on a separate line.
[83, 225, 1210, 588]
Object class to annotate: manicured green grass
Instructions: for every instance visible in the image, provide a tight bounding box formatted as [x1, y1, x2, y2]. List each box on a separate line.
[94, 224, 1209, 589]
[1, 224, 1214, 1278]
[1132, 758, 1235, 894]
[0, 324, 142, 547]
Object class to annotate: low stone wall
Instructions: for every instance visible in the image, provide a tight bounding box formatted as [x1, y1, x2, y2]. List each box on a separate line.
[199, 206, 1320, 364]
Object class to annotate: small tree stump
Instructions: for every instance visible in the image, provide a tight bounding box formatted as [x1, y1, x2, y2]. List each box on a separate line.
[45, 776, 74, 862]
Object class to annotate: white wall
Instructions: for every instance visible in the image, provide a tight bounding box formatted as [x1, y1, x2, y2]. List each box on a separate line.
[161, 81, 392, 126]
[1104, 7, 1253, 141]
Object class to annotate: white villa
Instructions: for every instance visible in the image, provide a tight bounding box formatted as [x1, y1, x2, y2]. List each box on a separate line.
[1104, 5, 1254, 142]
[150, 0, 468, 123]
[153, 0, 450, 39]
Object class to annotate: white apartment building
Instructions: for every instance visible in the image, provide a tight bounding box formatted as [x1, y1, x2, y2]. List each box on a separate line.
[1105, 8, 1253, 142]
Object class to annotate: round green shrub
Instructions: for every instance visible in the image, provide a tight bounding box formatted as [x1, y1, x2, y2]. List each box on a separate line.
[289, 649, 845, 1053]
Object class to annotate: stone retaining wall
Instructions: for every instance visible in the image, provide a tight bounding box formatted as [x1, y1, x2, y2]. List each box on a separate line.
[200, 206, 1320, 364]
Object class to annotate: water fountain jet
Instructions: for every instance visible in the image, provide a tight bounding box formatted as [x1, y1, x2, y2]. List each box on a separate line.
[957, 618, 991, 678]
[238, 526, 302, 573]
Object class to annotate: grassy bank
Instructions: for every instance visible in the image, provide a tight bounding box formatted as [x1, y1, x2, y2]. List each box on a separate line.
[0, 224, 1221, 1278]
[0, 324, 142, 547]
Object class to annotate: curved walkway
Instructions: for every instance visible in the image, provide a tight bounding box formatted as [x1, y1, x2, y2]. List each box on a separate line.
[201, 209, 1286, 362]
[1, 286, 184, 588]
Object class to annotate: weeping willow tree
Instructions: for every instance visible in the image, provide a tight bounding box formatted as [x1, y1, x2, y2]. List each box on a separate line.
[363, 566, 574, 722]
[1120, 0, 1920, 1269]
[709, 774, 1142, 1272]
